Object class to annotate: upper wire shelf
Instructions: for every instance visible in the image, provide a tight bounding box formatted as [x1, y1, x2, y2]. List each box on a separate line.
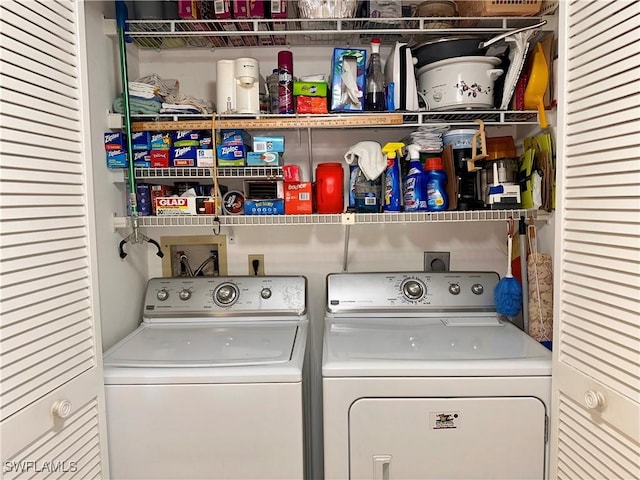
[124, 16, 547, 49]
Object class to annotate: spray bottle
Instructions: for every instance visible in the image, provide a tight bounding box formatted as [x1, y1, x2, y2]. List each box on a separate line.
[381, 142, 405, 212]
[403, 144, 427, 212]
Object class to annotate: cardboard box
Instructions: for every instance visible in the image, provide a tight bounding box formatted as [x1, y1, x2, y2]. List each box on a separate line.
[106, 149, 127, 168]
[330, 48, 366, 112]
[151, 132, 172, 150]
[151, 150, 170, 168]
[219, 129, 252, 146]
[155, 196, 215, 215]
[246, 151, 281, 166]
[171, 146, 198, 167]
[216, 144, 247, 166]
[244, 198, 285, 215]
[104, 132, 125, 151]
[293, 81, 328, 97]
[133, 150, 151, 168]
[150, 185, 174, 215]
[196, 149, 214, 167]
[253, 135, 285, 153]
[132, 131, 151, 151]
[172, 130, 200, 147]
[285, 182, 313, 214]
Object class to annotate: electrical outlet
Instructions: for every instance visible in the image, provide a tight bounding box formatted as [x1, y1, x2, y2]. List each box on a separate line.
[424, 252, 450, 272]
[248, 254, 265, 276]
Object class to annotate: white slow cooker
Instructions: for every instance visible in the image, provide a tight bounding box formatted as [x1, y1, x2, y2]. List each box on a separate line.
[417, 56, 503, 110]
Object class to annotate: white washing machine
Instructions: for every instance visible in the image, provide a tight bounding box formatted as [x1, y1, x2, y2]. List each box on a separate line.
[323, 272, 552, 480]
[103, 276, 309, 480]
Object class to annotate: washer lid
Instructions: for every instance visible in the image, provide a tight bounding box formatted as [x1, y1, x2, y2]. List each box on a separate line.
[322, 317, 551, 377]
[103, 323, 299, 368]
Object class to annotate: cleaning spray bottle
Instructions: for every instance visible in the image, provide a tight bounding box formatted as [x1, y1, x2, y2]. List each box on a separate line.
[425, 156, 449, 211]
[403, 144, 427, 212]
[381, 142, 405, 212]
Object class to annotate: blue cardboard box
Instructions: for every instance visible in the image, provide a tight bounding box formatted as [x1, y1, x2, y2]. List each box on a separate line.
[104, 131, 126, 151]
[244, 198, 285, 215]
[252, 136, 285, 153]
[219, 129, 252, 146]
[171, 146, 198, 167]
[133, 150, 151, 168]
[330, 48, 366, 112]
[216, 144, 248, 166]
[172, 130, 200, 147]
[132, 131, 151, 151]
[106, 149, 127, 168]
[151, 132, 172, 150]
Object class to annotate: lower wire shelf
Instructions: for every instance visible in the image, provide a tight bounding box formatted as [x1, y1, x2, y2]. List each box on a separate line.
[114, 209, 549, 228]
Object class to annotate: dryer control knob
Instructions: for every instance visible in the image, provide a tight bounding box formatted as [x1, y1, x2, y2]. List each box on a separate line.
[449, 283, 461, 295]
[471, 283, 484, 295]
[157, 289, 169, 301]
[260, 288, 272, 299]
[179, 289, 191, 301]
[401, 279, 425, 301]
[214, 283, 239, 306]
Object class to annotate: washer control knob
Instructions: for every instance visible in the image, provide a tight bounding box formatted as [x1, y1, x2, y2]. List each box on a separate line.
[471, 283, 484, 295]
[260, 288, 272, 299]
[214, 283, 239, 306]
[584, 390, 606, 410]
[156, 289, 169, 301]
[402, 279, 426, 301]
[51, 400, 72, 419]
[179, 289, 191, 301]
[449, 283, 461, 295]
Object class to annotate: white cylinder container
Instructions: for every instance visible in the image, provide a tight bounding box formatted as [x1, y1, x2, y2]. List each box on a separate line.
[216, 59, 236, 114]
[234, 57, 260, 115]
[417, 56, 503, 111]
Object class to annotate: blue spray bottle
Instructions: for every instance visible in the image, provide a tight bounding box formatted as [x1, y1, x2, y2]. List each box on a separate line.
[381, 142, 405, 212]
[403, 144, 427, 211]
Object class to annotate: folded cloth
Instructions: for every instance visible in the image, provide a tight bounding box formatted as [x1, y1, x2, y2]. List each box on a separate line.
[344, 141, 385, 181]
[129, 82, 158, 99]
[112, 96, 162, 115]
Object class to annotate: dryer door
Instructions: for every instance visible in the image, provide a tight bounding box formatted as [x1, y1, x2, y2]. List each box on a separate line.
[349, 396, 546, 479]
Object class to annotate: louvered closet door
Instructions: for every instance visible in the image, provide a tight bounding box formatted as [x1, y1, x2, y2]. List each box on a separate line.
[0, 1, 107, 478]
[551, 1, 640, 479]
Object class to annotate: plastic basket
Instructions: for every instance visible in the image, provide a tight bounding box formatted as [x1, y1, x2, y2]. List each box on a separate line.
[456, 0, 542, 17]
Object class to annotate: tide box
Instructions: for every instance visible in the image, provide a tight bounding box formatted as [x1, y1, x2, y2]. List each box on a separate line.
[331, 48, 366, 112]
[285, 182, 313, 214]
[253, 135, 284, 153]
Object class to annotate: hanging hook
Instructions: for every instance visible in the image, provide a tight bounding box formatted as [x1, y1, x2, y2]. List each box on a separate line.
[212, 216, 221, 235]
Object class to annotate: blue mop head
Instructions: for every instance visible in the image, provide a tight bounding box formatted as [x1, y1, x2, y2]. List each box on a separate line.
[495, 276, 523, 317]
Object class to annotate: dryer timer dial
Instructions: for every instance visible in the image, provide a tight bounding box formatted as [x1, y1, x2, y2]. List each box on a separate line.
[401, 279, 426, 301]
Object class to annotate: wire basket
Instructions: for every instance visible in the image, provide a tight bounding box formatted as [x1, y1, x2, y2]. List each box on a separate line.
[456, 0, 542, 17]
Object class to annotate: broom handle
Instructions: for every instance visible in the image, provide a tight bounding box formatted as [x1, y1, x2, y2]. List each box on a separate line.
[506, 234, 514, 278]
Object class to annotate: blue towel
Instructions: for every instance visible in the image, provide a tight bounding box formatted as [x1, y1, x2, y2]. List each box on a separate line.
[112, 96, 162, 115]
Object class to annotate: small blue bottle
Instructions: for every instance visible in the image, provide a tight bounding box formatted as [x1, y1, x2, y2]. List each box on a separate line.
[425, 157, 448, 211]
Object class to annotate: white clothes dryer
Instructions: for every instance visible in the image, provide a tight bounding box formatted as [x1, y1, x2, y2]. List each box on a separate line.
[322, 272, 552, 480]
[104, 276, 308, 480]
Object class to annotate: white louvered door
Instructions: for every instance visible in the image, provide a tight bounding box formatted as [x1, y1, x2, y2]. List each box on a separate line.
[551, 1, 640, 479]
[0, 1, 108, 478]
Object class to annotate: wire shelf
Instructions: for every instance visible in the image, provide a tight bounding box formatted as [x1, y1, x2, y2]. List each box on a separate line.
[115, 209, 543, 228]
[132, 167, 283, 179]
[125, 17, 547, 49]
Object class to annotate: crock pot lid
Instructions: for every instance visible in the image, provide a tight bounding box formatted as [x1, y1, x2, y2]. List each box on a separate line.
[417, 55, 502, 74]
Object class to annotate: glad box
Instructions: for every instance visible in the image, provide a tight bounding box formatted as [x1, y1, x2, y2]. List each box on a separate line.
[155, 197, 197, 215]
[285, 182, 313, 214]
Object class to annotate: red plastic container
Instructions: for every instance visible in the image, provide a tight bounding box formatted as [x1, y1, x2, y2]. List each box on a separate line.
[315, 163, 344, 214]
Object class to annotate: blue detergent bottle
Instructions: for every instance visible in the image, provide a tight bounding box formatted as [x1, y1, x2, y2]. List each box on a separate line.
[425, 157, 449, 211]
[403, 144, 427, 212]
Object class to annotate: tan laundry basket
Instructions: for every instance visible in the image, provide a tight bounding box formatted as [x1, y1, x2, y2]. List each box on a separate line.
[527, 224, 553, 344]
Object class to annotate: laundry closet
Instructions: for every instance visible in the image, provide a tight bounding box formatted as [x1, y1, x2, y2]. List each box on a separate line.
[0, 1, 638, 480]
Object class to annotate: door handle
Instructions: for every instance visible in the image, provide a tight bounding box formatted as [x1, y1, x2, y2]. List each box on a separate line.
[373, 455, 391, 480]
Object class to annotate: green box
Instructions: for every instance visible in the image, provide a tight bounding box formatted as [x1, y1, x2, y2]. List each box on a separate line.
[293, 81, 328, 97]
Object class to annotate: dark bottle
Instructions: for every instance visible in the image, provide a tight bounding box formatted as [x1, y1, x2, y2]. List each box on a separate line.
[365, 37, 385, 111]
